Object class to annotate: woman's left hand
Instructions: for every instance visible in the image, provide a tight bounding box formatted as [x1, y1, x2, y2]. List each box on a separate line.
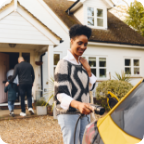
[80, 57, 92, 77]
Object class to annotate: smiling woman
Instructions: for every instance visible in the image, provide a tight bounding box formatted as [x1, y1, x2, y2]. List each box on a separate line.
[54, 24, 97, 144]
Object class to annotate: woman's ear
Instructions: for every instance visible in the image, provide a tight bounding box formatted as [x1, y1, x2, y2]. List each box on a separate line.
[70, 38, 73, 48]
[70, 38, 73, 45]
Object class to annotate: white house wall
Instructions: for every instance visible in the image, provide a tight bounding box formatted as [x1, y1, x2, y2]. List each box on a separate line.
[18, 0, 69, 41]
[74, 6, 84, 24]
[84, 0, 108, 7]
[84, 45, 144, 86]
[0, 11, 52, 44]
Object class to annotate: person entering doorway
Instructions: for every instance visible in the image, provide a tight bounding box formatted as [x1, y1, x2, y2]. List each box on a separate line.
[5, 57, 35, 117]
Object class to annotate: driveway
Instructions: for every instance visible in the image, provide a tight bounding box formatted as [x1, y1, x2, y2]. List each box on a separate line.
[0, 116, 63, 144]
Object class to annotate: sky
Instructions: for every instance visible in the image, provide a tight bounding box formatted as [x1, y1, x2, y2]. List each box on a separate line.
[0, 0, 140, 8]
[0, 0, 144, 7]
[112, 0, 144, 6]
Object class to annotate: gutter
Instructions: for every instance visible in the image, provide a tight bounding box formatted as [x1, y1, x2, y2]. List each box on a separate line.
[88, 41, 144, 49]
[66, 0, 80, 15]
[40, 53, 46, 97]
[107, 4, 116, 10]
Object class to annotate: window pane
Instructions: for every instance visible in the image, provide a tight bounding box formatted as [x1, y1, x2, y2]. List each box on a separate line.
[54, 54, 60, 65]
[87, 7, 94, 16]
[125, 68, 131, 74]
[89, 57, 96, 67]
[125, 59, 131, 66]
[97, 18, 103, 27]
[22, 53, 30, 63]
[99, 69, 106, 78]
[97, 9, 103, 17]
[91, 69, 96, 76]
[134, 59, 139, 66]
[134, 68, 140, 75]
[87, 17, 94, 26]
[99, 58, 106, 67]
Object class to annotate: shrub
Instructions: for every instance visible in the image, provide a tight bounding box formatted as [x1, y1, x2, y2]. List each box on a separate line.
[95, 80, 133, 111]
[114, 71, 131, 82]
[36, 97, 48, 106]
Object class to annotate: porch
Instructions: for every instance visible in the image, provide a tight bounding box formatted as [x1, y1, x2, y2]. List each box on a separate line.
[0, 1, 61, 109]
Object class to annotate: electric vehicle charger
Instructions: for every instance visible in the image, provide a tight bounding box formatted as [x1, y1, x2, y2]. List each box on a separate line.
[74, 104, 105, 144]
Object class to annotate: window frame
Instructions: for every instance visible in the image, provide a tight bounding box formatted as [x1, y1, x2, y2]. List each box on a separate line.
[124, 57, 140, 76]
[53, 52, 61, 73]
[84, 5, 107, 29]
[83, 55, 107, 79]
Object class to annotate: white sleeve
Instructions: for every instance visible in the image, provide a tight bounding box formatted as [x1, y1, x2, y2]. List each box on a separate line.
[89, 73, 97, 91]
[57, 93, 73, 110]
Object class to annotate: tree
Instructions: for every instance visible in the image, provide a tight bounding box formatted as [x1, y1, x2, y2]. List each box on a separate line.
[125, 0, 144, 37]
[109, 0, 129, 21]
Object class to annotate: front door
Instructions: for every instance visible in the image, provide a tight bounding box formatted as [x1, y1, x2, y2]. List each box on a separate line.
[0, 53, 9, 104]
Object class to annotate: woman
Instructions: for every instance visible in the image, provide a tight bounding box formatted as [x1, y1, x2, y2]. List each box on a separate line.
[54, 24, 97, 144]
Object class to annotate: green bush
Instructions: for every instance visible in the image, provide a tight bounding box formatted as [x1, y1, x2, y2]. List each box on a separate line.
[36, 97, 48, 106]
[95, 80, 133, 111]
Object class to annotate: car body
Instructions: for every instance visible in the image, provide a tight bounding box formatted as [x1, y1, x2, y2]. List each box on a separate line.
[83, 79, 144, 144]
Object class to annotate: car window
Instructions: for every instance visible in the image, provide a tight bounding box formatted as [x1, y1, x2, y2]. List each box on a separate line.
[111, 81, 144, 139]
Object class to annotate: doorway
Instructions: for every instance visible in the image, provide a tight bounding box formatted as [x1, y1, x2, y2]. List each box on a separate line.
[0, 52, 19, 104]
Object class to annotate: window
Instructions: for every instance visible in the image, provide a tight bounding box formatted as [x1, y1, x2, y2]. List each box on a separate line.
[53, 53, 60, 73]
[84, 56, 107, 78]
[87, 7, 104, 27]
[89, 57, 96, 76]
[99, 58, 106, 78]
[124, 58, 140, 75]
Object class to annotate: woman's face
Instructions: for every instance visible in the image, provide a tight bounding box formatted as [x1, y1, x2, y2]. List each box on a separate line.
[71, 35, 88, 57]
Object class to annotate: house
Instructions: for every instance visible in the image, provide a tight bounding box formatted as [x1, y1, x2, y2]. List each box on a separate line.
[0, 0, 144, 106]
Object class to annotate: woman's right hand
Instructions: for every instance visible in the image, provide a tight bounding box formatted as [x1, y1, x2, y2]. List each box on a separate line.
[70, 100, 94, 115]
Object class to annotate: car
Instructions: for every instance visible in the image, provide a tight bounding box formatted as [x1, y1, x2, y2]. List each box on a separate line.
[83, 79, 144, 144]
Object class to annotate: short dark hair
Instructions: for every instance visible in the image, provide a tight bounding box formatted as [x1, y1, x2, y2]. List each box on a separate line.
[69, 24, 92, 39]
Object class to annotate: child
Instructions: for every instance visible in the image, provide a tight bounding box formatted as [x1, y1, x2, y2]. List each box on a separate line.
[4, 76, 18, 117]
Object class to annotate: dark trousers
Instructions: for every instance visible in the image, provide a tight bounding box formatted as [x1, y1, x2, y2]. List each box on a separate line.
[19, 84, 32, 113]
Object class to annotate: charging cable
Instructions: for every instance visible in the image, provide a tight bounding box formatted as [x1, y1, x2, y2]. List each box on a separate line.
[73, 104, 105, 144]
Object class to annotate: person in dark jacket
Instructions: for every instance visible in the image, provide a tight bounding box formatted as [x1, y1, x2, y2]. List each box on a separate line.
[5, 57, 35, 117]
[5, 76, 18, 117]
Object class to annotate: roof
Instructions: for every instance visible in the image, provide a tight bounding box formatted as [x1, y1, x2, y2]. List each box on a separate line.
[44, 0, 144, 46]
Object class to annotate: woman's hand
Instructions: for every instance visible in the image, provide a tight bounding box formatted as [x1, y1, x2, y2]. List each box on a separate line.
[70, 100, 94, 115]
[79, 57, 92, 77]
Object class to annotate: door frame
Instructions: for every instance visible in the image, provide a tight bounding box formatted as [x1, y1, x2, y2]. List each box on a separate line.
[0, 48, 34, 106]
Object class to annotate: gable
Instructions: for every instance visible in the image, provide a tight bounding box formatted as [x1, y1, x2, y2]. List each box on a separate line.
[0, 0, 61, 45]
[74, 0, 108, 29]
[0, 11, 53, 45]
[84, 0, 108, 8]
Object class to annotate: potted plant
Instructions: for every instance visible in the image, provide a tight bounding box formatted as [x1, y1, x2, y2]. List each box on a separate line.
[36, 97, 47, 115]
